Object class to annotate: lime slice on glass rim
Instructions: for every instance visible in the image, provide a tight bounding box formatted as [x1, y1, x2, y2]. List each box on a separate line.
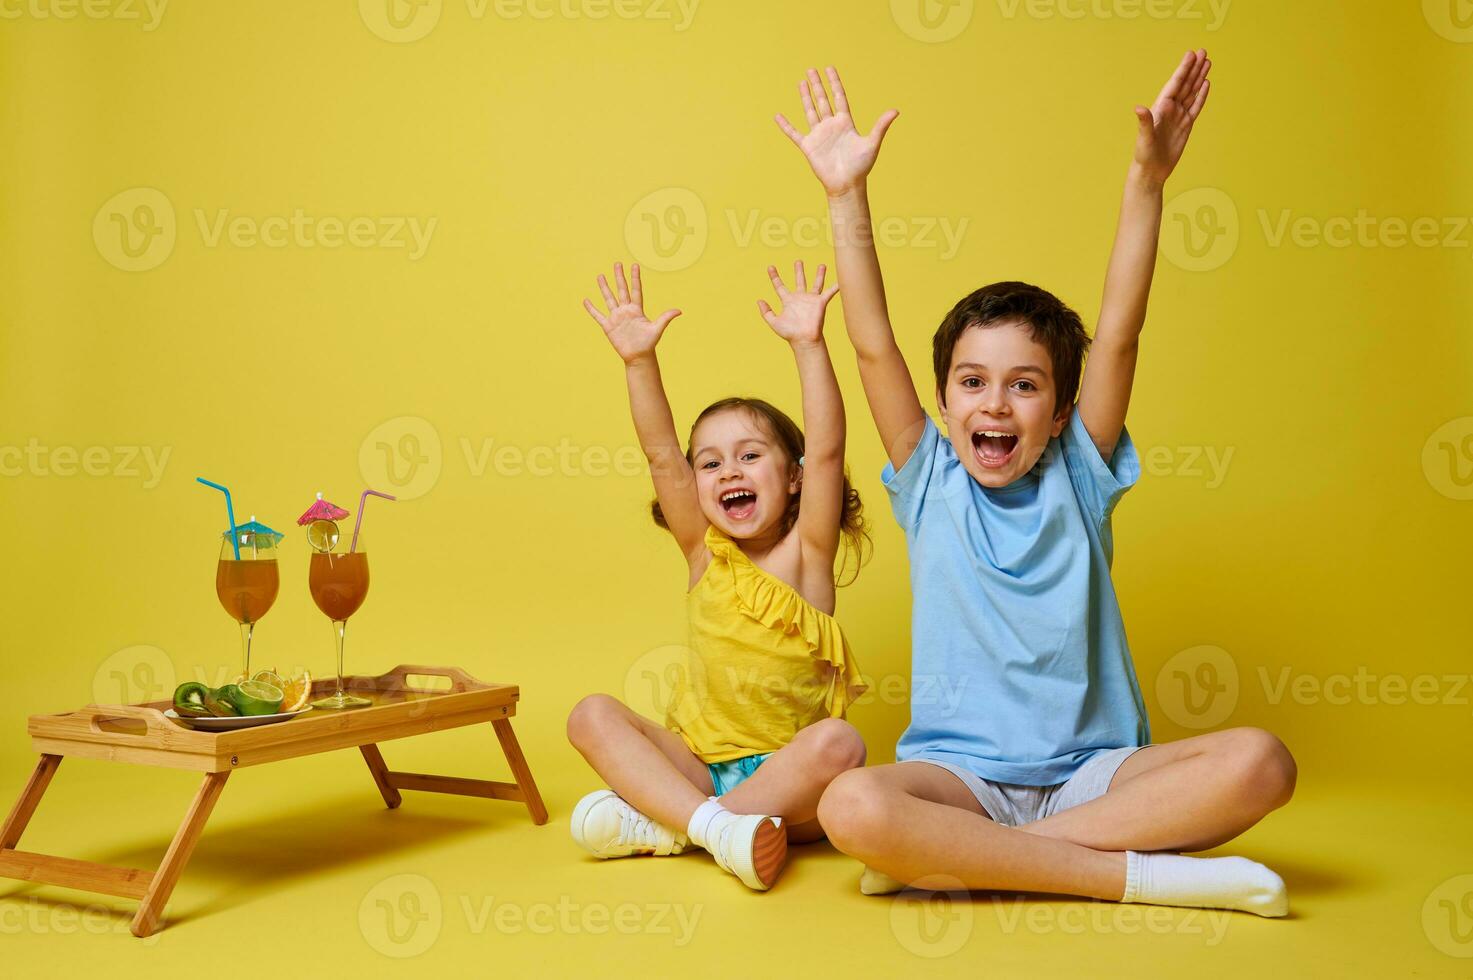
[233, 680, 285, 716]
[307, 519, 340, 553]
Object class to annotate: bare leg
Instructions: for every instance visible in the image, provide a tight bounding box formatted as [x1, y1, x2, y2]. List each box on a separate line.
[566, 694, 713, 831]
[1018, 728, 1297, 852]
[818, 762, 1129, 900]
[718, 718, 866, 841]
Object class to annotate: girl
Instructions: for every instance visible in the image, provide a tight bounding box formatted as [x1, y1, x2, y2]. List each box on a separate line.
[567, 260, 869, 891]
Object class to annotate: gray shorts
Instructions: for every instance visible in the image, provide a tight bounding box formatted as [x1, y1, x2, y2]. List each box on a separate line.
[910, 746, 1147, 826]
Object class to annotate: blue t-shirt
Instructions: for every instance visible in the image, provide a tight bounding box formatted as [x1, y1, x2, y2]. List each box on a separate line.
[882, 408, 1149, 786]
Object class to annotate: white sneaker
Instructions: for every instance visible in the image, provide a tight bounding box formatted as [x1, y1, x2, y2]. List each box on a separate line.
[570, 790, 688, 858]
[859, 865, 906, 895]
[705, 812, 787, 891]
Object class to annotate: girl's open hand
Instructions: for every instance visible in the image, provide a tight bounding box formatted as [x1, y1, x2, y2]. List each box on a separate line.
[758, 261, 839, 347]
[775, 67, 898, 197]
[1133, 49, 1212, 186]
[582, 262, 682, 364]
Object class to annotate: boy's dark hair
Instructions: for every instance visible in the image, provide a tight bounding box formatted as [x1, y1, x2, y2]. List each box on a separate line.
[651, 396, 871, 586]
[932, 281, 1091, 416]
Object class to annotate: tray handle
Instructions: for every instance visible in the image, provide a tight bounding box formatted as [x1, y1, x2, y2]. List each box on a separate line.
[378, 664, 487, 694]
[78, 703, 174, 737]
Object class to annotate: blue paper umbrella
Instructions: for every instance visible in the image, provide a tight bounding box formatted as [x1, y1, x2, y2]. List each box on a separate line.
[223, 517, 285, 550]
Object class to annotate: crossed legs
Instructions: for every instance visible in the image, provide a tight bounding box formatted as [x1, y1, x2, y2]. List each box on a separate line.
[818, 727, 1296, 899]
[566, 693, 865, 842]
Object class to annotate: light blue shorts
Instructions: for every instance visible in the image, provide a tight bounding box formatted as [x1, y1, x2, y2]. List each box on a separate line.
[910, 746, 1147, 827]
[707, 752, 771, 796]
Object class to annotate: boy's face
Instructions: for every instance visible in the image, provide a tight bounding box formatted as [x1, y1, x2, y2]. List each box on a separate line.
[689, 408, 800, 540]
[937, 321, 1070, 488]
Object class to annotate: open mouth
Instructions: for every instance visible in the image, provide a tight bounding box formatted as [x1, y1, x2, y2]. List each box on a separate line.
[719, 489, 758, 521]
[971, 429, 1019, 469]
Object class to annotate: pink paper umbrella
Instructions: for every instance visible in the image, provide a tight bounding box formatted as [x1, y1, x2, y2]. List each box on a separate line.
[297, 492, 351, 526]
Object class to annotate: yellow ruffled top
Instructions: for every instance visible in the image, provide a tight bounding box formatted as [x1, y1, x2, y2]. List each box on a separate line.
[666, 525, 866, 764]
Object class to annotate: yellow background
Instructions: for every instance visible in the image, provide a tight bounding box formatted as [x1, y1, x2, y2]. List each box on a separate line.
[2, 0, 1470, 974]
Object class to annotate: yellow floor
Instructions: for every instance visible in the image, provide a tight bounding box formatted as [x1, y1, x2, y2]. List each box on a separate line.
[2, 733, 1468, 978]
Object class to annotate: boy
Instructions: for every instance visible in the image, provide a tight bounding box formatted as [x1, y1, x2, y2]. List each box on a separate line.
[777, 55, 1297, 916]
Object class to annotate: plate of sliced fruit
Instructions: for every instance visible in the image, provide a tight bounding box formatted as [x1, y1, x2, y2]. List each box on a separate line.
[168, 669, 313, 730]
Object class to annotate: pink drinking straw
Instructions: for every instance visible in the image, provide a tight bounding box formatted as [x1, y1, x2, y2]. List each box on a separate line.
[350, 489, 396, 552]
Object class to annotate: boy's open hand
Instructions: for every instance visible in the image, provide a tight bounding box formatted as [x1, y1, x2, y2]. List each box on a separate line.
[1133, 49, 1212, 186]
[757, 260, 839, 347]
[776, 67, 898, 197]
[582, 262, 682, 364]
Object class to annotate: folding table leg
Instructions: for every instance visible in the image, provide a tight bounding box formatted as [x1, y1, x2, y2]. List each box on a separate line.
[131, 771, 229, 938]
[1, 754, 62, 850]
[359, 744, 402, 809]
[492, 718, 547, 825]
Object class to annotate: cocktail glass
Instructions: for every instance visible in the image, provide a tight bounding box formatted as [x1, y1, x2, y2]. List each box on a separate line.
[309, 526, 372, 710]
[215, 524, 280, 676]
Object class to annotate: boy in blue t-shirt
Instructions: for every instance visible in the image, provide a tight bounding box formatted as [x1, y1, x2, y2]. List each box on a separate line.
[777, 56, 1296, 916]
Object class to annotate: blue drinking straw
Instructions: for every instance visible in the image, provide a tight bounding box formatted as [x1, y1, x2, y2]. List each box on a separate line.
[197, 477, 240, 559]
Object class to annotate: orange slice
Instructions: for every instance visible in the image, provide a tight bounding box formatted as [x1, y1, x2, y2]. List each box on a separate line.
[277, 669, 313, 713]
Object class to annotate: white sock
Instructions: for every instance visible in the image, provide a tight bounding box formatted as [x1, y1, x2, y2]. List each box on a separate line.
[1122, 851, 1288, 917]
[686, 798, 729, 851]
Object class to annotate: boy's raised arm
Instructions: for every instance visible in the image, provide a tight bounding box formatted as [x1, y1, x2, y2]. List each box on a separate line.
[582, 262, 708, 563]
[777, 67, 926, 472]
[1078, 49, 1212, 461]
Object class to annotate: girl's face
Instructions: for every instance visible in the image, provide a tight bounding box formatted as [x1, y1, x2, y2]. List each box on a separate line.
[689, 409, 800, 540]
[938, 321, 1070, 488]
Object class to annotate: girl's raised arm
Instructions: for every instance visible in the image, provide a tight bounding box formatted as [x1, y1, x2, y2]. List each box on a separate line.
[757, 261, 845, 564]
[583, 262, 708, 563]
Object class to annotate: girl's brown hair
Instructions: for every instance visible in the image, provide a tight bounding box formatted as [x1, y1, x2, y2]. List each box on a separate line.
[651, 396, 871, 586]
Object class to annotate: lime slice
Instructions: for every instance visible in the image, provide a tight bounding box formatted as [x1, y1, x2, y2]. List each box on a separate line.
[232, 680, 285, 716]
[251, 669, 286, 691]
[307, 519, 340, 554]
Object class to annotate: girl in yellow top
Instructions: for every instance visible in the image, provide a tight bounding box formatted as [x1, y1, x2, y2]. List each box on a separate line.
[567, 259, 869, 891]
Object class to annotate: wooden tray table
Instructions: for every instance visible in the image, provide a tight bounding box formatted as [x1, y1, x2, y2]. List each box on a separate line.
[0, 664, 547, 937]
